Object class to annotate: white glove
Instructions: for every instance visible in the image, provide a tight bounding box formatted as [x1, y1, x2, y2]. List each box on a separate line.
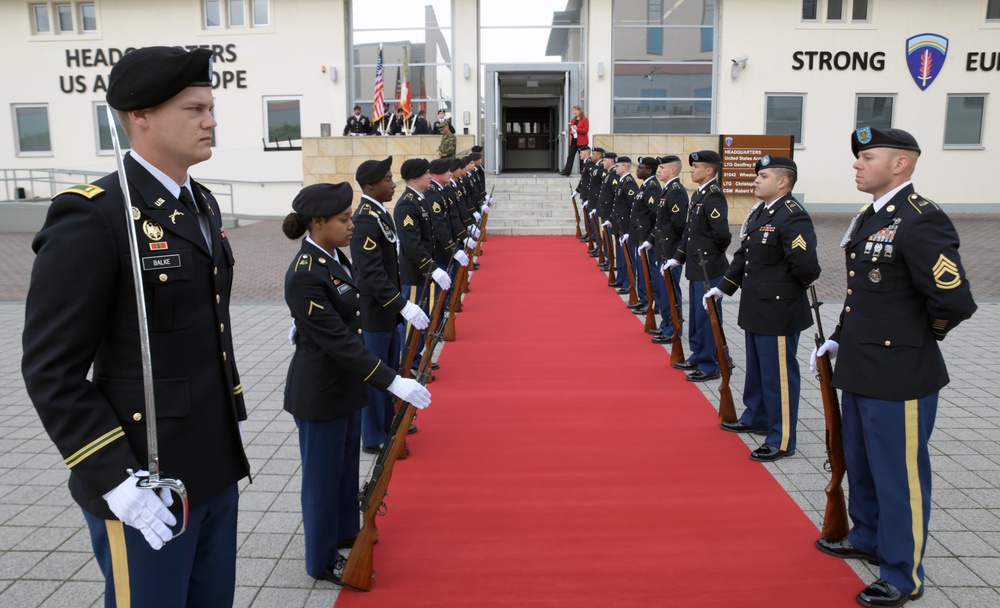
[387, 376, 431, 409]
[473, 211, 482, 222]
[481, 204, 490, 215]
[570, 192, 578, 202]
[638, 241, 652, 251]
[620, 234, 628, 244]
[431, 268, 451, 290]
[464, 237, 477, 249]
[602, 220, 611, 228]
[589, 210, 596, 218]
[488, 195, 495, 205]
[470, 226, 481, 239]
[287, 320, 297, 345]
[454, 250, 470, 266]
[103, 471, 177, 550]
[400, 301, 430, 330]
[664, 259, 681, 270]
[581, 199, 588, 209]
[702, 287, 723, 310]
[810, 339, 839, 372]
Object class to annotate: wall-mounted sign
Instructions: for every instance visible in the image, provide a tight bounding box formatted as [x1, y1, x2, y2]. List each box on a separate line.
[718, 135, 795, 196]
[906, 33, 948, 90]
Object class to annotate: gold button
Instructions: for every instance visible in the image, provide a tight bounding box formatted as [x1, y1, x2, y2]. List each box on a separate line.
[850, 253, 856, 259]
[219, 323, 225, 333]
[849, 271, 855, 277]
[159, 274, 168, 282]
[845, 306, 851, 313]
[132, 413, 142, 422]
[847, 289, 853, 295]
[318, 257, 327, 264]
[357, 329, 362, 335]
[222, 352, 228, 361]
[744, 272, 748, 277]
[775, 296, 781, 300]
[885, 340, 891, 346]
[745, 248, 749, 253]
[214, 266, 219, 276]
[356, 294, 360, 300]
[355, 311, 361, 317]
[216, 295, 220, 304]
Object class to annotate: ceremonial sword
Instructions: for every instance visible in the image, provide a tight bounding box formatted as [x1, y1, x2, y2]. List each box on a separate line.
[106, 106, 190, 539]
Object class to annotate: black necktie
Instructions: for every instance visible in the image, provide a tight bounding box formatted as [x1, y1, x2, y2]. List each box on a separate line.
[179, 186, 198, 215]
[857, 204, 876, 231]
[180, 186, 211, 247]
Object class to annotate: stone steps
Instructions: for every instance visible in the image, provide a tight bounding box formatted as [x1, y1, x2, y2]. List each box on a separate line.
[481, 175, 585, 235]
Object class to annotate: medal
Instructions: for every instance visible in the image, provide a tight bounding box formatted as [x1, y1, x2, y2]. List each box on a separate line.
[868, 268, 882, 283]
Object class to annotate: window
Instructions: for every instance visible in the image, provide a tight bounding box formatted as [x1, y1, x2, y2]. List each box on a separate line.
[32, 4, 50, 33]
[205, 0, 221, 28]
[229, 0, 245, 26]
[765, 95, 804, 146]
[14, 105, 52, 154]
[95, 103, 130, 153]
[264, 97, 302, 144]
[856, 95, 893, 130]
[80, 3, 96, 32]
[989, 0, 1000, 20]
[56, 3, 72, 32]
[827, 0, 843, 20]
[252, 0, 269, 26]
[852, 0, 869, 20]
[802, 0, 818, 20]
[647, 0, 663, 55]
[944, 95, 986, 147]
[801, 0, 869, 23]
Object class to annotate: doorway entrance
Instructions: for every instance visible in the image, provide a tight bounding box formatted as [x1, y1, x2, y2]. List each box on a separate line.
[483, 64, 581, 175]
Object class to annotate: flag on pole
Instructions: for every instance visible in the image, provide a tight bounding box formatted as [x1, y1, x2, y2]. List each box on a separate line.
[372, 44, 385, 124]
[393, 67, 401, 113]
[401, 47, 412, 120]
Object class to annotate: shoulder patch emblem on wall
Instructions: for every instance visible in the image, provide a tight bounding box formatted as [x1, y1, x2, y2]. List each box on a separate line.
[363, 236, 377, 251]
[932, 254, 961, 290]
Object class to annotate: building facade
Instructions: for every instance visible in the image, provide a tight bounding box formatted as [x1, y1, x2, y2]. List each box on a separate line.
[2, 0, 997, 217]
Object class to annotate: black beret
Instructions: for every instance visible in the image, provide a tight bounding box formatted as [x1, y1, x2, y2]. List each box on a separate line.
[592, 147, 605, 155]
[353, 105, 362, 111]
[449, 158, 463, 171]
[469, 152, 482, 161]
[437, 109, 447, 114]
[428, 158, 451, 174]
[616, 156, 632, 165]
[603, 151, 617, 161]
[107, 47, 213, 111]
[356, 156, 393, 185]
[292, 183, 353, 218]
[400, 158, 429, 180]
[637, 156, 659, 168]
[460, 156, 475, 166]
[851, 126, 921, 157]
[754, 155, 797, 174]
[579, 145, 591, 152]
[689, 150, 721, 165]
[657, 155, 681, 164]
[471, 145, 484, 153]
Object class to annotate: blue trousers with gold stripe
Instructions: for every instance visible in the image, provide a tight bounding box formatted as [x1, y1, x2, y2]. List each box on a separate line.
[84, 484, 238, 608]
[361, 326, 402, 449]
[654, 264, 682, 336]
[739, 332, 800, 450]
[403, 281, 441, 370]
[615, 240, 630, 290]
[687, 276, 722, 374]
[842, 391, 936, 596]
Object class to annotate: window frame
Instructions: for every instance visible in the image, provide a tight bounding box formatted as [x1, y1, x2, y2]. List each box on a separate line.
[251, 0, 269, 26]
[263, 96, 303, 147]
[944, 94, 987, 149]
[988, 0, 1000, 21]
[94, 102, 131, 155]
[79, 3, 97, 32]
[32, 4, 51, 34]
[13, 103, 53, 156]
[801, 0, 871, 24]
[55, 3, 73, 33]
[229, 0, 246, 27]
[764, 94, 806, 148]
[854, 94, 894, 131]
[204, 0, 222, 29]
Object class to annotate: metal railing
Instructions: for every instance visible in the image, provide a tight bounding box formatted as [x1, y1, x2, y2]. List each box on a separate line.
[1, 168, 236, 217]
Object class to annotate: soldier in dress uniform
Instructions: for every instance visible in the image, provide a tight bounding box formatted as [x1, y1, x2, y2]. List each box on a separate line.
[595, 151, 618, 273]
[627, 156, 662, 315]
[580, 147, 604, 252]
[611, 156, 636, 295]
[650, 155, 688, 344]
[281, 183, 430, 585]
[426, 159, 471, 318]
[350, 158, 430, 453]
[665, 150, 731, 382]
[413, 110, 431, 135]
[574, 146, 593, 241]
[21, 47, 249, 608]
[394, 159, 454, 370]
[811, 127, 976, 608]
[586, 148, 609, 262]
[706, 156, 821, 461]
[344, 105, 371, 136]
[432, 108, 449, 134]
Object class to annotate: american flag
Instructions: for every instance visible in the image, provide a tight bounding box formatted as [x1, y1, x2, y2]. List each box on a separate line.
[372, 44, 385, 123]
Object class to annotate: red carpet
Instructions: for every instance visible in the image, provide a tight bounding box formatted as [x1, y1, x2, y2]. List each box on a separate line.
[337, 236, 862, 607]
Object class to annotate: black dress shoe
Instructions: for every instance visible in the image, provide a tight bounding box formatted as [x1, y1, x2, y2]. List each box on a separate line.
[857, 579, 923, 608]
[431, 362, 439, 370]
[686, 370, 720, 382]
[720, 421, 768, 436]
[627, 302, 644, 309]
[749, 444, 795, 462]
[408, 423, 418, 435]
[814, 537, 878, 564]
[651, 334, 672, 344]
[588, 251, 599, 258]
[361, 444, 383, 455]
[672, 360, 697, 370]
[632, 307, 646, 315]
[646, 328, 662, 335]
[616, 287, 629, 295]
[314, 556, 347, 585]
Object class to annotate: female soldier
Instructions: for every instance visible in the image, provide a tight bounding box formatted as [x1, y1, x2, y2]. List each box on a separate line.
[282, 182, 431, 585]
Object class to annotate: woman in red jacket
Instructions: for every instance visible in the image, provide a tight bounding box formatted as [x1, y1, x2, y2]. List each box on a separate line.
[561, 105, 589, 176]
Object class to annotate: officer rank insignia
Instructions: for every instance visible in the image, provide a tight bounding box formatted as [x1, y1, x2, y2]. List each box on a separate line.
[932, 254, 961, 290]
[56, 184, 104, 199]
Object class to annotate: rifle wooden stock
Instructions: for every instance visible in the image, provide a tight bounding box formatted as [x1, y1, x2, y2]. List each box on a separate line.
[661, 264, 686, 365]
[697, 249, 736, 425]
[443, 265, 464, 342]
[570, 192, 582, 239]
[622, 241, 638, 306]
[603, 224, 616, 284]
[586, 212, 596, 252]
[640, 248, 656, 332]
[474, 211, 488, 256]
[809, 286, 849, 541]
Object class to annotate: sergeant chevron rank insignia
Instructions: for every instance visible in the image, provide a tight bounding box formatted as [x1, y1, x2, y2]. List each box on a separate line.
[791, 235, 807, 250]
[403, 215, 415, 227]
[932, 254, 961, 289]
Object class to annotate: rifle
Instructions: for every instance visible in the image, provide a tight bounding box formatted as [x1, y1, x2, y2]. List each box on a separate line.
[697, 249, 737, 425]
[660, 250, 686, 365]
[639, 247, 656, 332]
[602, 220, 616, 285]
[392, 270, 435, 460]
[809, 286, 849, 541]
[569, 188, 582, 239]
[444, 208, 486, 341]
[340, 308, 443, 591]
[617, 216, 638, 306]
